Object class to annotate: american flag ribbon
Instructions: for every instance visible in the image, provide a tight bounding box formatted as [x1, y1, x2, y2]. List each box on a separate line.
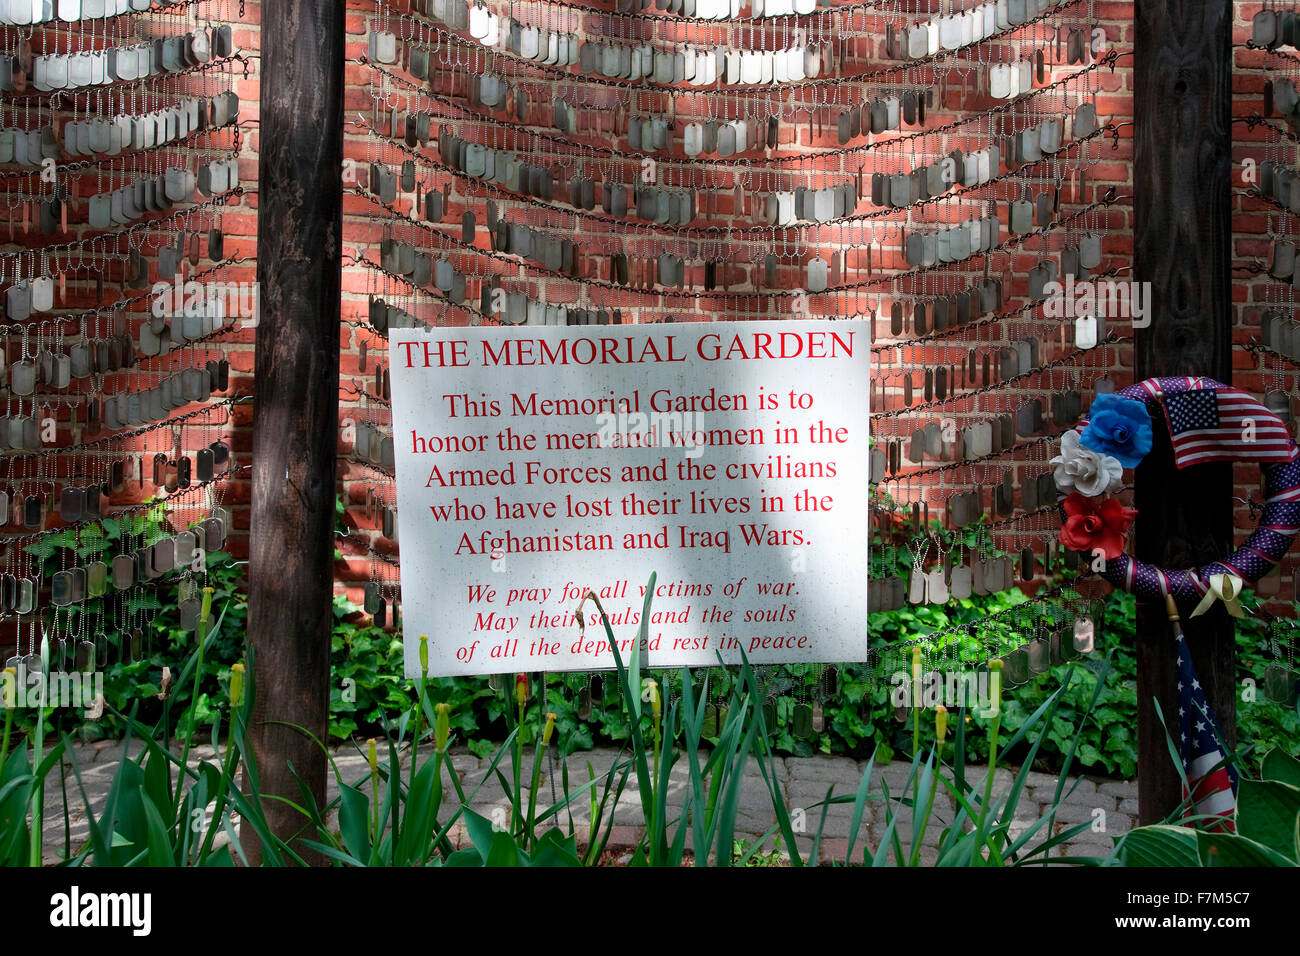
[1176, 633, 1238, 829]
[1086, 378, 1300, 599]
[1144, 376, 1298, 470]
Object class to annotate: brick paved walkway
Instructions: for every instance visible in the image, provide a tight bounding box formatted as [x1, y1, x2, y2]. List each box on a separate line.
[42, 741, 1136, 864]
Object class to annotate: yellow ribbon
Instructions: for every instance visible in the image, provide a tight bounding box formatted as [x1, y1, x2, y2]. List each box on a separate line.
[1190, 573, 1246, 619]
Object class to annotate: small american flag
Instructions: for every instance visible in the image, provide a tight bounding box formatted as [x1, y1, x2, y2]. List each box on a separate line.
[1155, 377, 1298, 470]
[1176, 633, 1237, 830]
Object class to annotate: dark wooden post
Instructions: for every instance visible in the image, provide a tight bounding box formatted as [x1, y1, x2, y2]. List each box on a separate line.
[245, 3, 345, 862]
[1132, 0, 1234, 824]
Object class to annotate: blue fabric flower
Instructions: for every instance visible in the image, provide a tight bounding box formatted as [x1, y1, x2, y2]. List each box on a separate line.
[1079, 394, 1153, 468]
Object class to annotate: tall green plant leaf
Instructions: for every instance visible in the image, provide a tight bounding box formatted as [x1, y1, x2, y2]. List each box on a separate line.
[1235, 779, 1300, 862]
[1111, 825, 1200, 867]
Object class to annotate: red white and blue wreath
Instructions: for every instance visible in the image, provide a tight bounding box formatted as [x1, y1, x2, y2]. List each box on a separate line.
[1053, 376, 1300, 610]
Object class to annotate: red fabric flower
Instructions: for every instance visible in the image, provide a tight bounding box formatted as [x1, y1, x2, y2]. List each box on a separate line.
[1060, 492, 1137, 560]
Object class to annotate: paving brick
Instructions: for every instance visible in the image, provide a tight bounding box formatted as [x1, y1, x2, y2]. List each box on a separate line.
[784, 756, 863, 785]
[603, 825, 645, 851]
[42, 742, 1132, 864]
[1060, 790, 1115, 816]
[1005, 823, 1052, 856]
[1099, 779, 1137, 798]
[811, 837, 852, 864]
[876, 761, 915, 789]
[732, 807, 780, 837]
[1049, 802, 1110, 826]
[1060, 776, 1099, 796]
[558, 749, 629, 780]
[1101, 812, 1133, 835]
[612, 796, 649, 827]
[1021, 769, 1064, 789]
[880, 821, 944, 849]
[786, 780, 852, 804]
[1057, 834, 1118, 860]
[745, 757, 792, 782]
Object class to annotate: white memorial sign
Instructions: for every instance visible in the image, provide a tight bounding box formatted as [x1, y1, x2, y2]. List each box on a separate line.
[388, 320, 869, 676]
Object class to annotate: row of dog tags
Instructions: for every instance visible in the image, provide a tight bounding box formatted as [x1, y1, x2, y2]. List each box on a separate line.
[1258, 312, 1300, 399]
[0, 571, 37, 615]
[85, 164, 226, 230]
[894, 408, 1051, 470]
[1261, 164, 1300, 220]
[378, 103, 433, 148]
[767, 183, 857, 227]
[890, 0, 1057, 61]
[49, 515, 228, 609]
[489, 287, 624, 327]
[54, 367, 223, 434]
[1009, 190, 1055, 234]
[871, 403, 1075, 479]
[946, 471, 1060, 528]
[483, 219, 581, 274]
[8, 632, 115, 675]
[1268, 78, 1300, 135]
[145, 302, 233, 355]
[0, 1, 217, 26]
[0, 126, 57, 165]
[377, 236, 472, 302]
[867, 555, 1017, 611]
[150, 440, 232, 489]
[422, 0, 818, 29]
[362, 485, 394, 532]
[878, 281, 1005, 339]
[355, 420, 396, 472]
[379, 19, 836, 86]
[574, 42, 830, 86]
[1264, 662, 1300, 706]
[890, 335, 1045, 404]
[679, 119, 754, 158]
[998, 621, 1096, 687]
[436, 130, 558, 203]
[97, 364, 230, 430]
[56, 91, 239, 162]
[0, 407, 44, 451]
[903, 215, 1001, 267]
[836, 90, 931, 145]
[2, 332, 140, 394]
[986, 60, 1038, 100]
[634, 0, 806, 15]
[612, 0, 809, 18]
[360, 494, 399, 544]
[44, 444, 227, 527]
[363, 581, 400, 629]
[15, 27, 234, 92]
[1253, 7, 1300, 49]
[367, 297, 428, 335]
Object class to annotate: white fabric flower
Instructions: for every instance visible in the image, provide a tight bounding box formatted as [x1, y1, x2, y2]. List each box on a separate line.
[1051, 430, 1124, 497]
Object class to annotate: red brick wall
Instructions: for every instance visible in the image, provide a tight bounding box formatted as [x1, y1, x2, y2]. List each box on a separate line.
[4, 0, 1163, 635]
[0, 3, 259, 635]
[1232, 2, 1300, 609]
[333, 0, 1139, 615]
